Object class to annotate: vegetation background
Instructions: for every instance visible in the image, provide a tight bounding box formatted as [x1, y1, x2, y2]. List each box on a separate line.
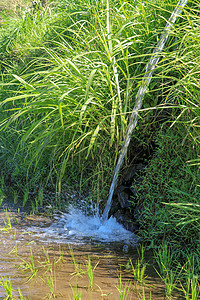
[0, 0, 200, 286]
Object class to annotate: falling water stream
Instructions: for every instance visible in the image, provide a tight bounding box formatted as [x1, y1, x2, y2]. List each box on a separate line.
[102, 0, 189, 221]
[26, 206, 138, 245]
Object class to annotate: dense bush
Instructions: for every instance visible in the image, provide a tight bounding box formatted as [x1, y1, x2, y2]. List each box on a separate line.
[136, 120, 200, 249]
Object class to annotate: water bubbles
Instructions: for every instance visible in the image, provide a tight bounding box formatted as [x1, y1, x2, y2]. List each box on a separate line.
[27, 206, 138, 245]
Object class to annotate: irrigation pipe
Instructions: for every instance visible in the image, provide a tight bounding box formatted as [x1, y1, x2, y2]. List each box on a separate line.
[102, 0, 189, 221]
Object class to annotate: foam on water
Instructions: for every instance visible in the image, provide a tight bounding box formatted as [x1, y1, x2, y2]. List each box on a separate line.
[28, 206, 138, 245]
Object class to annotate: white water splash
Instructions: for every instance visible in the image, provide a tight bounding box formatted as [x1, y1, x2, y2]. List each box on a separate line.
[28, 206, 138, 245]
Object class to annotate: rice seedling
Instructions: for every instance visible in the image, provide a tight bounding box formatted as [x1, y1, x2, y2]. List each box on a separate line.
[96, 285, 112, 299]
[126, 246, 147, 284]
[18, 288, 26, 300]
[70, 284, 82, 300]
[1, 276, 26, 300]
[0, 276, 14, 299]
[19, 249, 38, 280]
[122, 246, 147, 284]
[38, 247, 53, 272]
[86, 255, 98, 289]
[69, 247, 84, 278]
[138, 287, 152, 300]
[0, 210, 13, 232]
[154, 244, 182, 299]
[44, 269, 56, 299]
[9, 229, 18, 255]
[160, 267, 179, 299]
[116, 274, 132, 300]
[128, 258, 147, 284]
[178, 254, 200, 300]
[154, 243, 174, 276]
[54, 243, 65, 265]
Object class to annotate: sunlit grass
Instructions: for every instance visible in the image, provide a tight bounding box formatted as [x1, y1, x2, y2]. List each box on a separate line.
[44, 268, 57, 299]
[86, 255, 98, 289]
[69, 246, 85, 278]
[0, 210, 13, 232]
[70, 284, 82, 300]
[19, 248, 38, 280]
[0, 0, 184, 199]
[0, 276, 13, 299]
[116, 274, 132, 300]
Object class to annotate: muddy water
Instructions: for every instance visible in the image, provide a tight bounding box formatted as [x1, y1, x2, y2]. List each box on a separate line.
[0, 207, 166, 299]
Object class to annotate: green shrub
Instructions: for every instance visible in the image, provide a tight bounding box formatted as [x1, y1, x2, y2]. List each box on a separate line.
[136, 120, 200, 250]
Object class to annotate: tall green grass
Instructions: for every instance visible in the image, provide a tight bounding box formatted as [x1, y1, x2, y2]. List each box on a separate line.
[0, 0, 178, 198]
[0, 0, 199, 213]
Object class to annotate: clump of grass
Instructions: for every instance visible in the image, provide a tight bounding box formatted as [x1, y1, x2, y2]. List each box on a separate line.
[0, 276, 14, 299]
[0, 210, 13, 232]
[128, 258, 147, 284]
[38, 247, 53, 271]
[69, 247, 84, 278]
[125, 245, 147, 284]
[116, 274, 132, 300]
[136, 122, 200, 251]
[86, 255, 98, 290]
[154, 243, 181, 299]
[138, 287, 152, 300]
[22, 187, 29, 208]
[19, 249, 38, 280]
[70, 284, 82, 300]
[181, 275, 200, 300]
[54, 243, 65, 265]
[9, 229, 18, 255]
[0, 0, 30, 14]
[44, 269, 56, 299]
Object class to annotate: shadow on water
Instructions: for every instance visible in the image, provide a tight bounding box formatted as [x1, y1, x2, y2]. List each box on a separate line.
[0, 202, 175, 299]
